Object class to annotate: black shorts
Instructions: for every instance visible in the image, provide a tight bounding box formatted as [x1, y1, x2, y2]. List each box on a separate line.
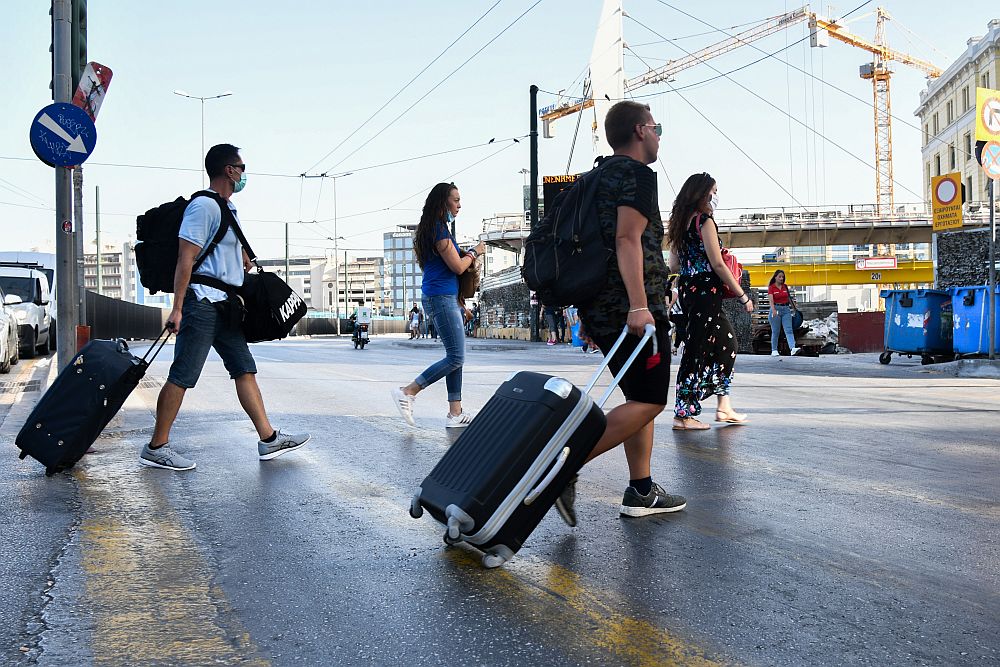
[591, 321, 672, 406]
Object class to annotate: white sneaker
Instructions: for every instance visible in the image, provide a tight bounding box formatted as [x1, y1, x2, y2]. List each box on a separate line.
[791, 347, 801, 356]
[770, 350, 780, 357]
[391, 387, 416, 426]
[445, 412, 474, 428]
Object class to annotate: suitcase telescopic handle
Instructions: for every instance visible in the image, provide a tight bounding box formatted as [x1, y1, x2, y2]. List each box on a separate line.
[583, 324, 656, 409]
[140, 326, 172, 364]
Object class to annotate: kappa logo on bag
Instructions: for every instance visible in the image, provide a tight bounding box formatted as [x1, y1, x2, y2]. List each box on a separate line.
[278, 291, 305, 323]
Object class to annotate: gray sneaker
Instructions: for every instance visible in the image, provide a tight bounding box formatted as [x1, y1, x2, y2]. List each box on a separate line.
[140, 442, 196, 471]
[258, 429, 311, 461]
[619, 482, 686, 517]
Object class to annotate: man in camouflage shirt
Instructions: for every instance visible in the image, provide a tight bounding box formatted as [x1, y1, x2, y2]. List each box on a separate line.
[556, 101, 687, 525]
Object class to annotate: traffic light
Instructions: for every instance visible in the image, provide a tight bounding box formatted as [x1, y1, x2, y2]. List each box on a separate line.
[70, 0, 87, 90]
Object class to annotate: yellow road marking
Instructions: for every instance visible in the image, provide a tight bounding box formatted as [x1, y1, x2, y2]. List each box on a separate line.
[446, 549, 727, 667]
[75, 466, 268, 666]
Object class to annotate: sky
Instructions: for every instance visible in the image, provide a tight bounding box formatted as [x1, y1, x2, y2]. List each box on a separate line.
[2, 1, 996, 264]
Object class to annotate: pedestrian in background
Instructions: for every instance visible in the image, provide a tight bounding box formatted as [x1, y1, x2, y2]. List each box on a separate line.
[667, 274, 686, 356]
[667, 172, 753, 430]
[556, 307, 567, 343]
[391, 183, 485, 429]
[543, 304, 559, 346]
[768, 269, 800, 356]
[408, 304, 421, 340]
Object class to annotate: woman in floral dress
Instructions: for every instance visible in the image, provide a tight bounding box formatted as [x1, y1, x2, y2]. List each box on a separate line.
[666, 173, 755, 430]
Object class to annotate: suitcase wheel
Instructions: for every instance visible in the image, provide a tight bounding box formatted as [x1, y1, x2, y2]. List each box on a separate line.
[443, 532, 461, 547]
[482, 545, 515, 569]
[408, 494, 423, 519]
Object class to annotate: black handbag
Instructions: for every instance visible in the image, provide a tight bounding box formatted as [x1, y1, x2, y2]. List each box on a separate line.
[193, 207, 307, 343]
[240, 270, 307, 343]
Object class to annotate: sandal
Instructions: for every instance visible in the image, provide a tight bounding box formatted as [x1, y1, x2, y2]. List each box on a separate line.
[715, 411, 749, 425]
[672, 418, 710, 431]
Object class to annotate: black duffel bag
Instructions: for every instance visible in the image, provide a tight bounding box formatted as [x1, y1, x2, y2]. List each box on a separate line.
[192, 209, 307, 343]
[240, 269, 307, 343]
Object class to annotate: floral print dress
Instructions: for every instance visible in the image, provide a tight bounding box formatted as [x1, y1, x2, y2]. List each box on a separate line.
[674, 213, 738, 418]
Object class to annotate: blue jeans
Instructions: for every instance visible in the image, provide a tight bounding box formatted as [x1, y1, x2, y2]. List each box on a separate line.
[770, 304, 796, 353]
[415, 294, 466, 402]
[168, 291, 257, 388]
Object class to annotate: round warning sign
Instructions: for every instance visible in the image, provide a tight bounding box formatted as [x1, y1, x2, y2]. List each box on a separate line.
[934, 177, 957, 205]
[982, 97, 1000, 137]
[981, 140, 1000, 179]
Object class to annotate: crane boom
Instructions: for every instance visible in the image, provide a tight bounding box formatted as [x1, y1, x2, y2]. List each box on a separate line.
[811, 15, 943, 77]
[624, 6, 811, 92]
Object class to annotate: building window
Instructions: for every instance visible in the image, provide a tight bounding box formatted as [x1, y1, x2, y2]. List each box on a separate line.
[984, 72, 991, 89]
[932, 113, 939, 135]
[946, 101, 953, 125]
[967, 176, 973, 203]
[934, 154, 941, 176]
[966, 132, 973, 160]
[962, 86, 970, 112]
[950, 145, 956, 170]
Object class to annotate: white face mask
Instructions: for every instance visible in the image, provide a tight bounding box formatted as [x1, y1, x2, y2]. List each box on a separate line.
[709, 193, 719, 213]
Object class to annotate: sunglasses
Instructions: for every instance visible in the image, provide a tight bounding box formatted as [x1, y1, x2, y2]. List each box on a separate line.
[228, 163, 246, 172]
[638, 123, 662, 137]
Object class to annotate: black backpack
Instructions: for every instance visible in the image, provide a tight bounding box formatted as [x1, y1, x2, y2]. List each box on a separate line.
[521, 156, 626, 307]
[134, 191, 231, 294]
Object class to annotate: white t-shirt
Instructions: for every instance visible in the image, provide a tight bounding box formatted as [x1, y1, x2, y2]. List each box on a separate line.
[178, 191, 245, 303]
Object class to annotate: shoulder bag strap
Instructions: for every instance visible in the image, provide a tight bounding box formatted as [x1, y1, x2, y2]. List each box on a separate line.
[189, 191, 232, 273]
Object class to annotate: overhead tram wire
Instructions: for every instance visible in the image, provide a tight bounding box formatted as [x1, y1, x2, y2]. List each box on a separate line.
[313, 0, 544, 176]
[650, 0, 976, 163]
[624, 44, 807, 209]
[301, 0, 503, 175]
[624, 13, 925, 201]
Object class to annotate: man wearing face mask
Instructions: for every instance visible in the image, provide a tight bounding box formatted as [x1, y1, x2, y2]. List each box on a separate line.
[140, 143, 310, 471]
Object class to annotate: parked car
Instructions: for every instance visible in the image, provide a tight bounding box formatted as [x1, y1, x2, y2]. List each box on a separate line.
[0, 266, 52, 358]
[0, 284, 20, 373]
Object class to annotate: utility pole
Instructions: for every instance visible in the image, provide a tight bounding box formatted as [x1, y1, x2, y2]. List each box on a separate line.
[529, 84, 541, 343]
[95, 185, 102, 295]
[343, 250, 349, 330]
[990, 179, 996, 361]
[53, 0, 78, 368]
[74, 167, 85, 325]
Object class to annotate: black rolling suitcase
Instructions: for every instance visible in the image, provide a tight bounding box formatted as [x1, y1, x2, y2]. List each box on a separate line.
[16, 330, 169, 476]
[409, 325, 656, 568]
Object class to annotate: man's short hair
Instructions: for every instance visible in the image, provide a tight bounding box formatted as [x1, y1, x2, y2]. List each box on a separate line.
[205, 144, 241, 179]
[605, 101, 651, 150]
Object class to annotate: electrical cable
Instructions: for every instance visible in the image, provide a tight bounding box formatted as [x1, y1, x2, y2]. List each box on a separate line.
[625, 7, 926, 201]
[302, 0, 503, 174]
[625, 43, 807, 208]
[314, 0, 544, 175]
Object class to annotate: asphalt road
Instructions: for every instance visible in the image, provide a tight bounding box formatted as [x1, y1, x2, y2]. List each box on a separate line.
[1, 336, 997, 666]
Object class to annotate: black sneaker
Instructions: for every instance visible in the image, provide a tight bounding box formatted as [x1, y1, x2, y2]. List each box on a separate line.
[554, 475, 578, 527]
[619, 482, 686, 517]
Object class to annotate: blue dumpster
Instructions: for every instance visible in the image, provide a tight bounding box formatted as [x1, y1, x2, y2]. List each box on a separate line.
[949, 285, 1000, 356]
[878, 289, 953, 364]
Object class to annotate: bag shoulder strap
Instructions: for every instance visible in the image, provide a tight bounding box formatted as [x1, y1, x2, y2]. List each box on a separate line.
[189, 191, 233, 273]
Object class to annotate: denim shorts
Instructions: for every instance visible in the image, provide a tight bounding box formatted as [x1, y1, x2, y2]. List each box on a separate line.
[167, 290, 257, 389]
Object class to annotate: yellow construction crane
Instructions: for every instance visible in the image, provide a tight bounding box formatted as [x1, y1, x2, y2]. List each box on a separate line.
[541, 5, 942, 215]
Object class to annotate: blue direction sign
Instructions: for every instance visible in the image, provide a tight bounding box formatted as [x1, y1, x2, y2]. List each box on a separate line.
[29, 102, 97, 168]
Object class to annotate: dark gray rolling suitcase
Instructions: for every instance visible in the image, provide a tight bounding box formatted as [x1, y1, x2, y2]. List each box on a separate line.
[409, 325, 656, 568]
[15, 330, 168, 476]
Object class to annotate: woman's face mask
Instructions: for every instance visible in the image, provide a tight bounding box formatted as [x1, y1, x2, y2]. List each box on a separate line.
[709, 193, 719, 213]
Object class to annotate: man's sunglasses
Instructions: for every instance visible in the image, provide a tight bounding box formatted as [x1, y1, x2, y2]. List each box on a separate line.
[638, 123, 662, 137]
[228, 163, 246, 172]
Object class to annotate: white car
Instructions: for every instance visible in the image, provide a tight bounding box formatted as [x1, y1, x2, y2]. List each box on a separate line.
[0, 285, 20, 374]
[0, 267, 52, 358]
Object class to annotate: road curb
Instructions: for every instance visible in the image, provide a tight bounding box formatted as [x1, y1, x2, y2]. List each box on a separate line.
[911, 358, 1000, 378]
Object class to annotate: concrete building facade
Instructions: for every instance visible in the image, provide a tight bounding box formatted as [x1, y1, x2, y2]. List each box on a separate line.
[916, 19, 1000, 204]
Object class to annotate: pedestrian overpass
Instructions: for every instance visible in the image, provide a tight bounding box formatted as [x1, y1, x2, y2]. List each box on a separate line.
[744, 260, 933, 287]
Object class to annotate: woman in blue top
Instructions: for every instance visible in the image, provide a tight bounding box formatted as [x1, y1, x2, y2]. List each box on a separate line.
[391, 182, 485, 429]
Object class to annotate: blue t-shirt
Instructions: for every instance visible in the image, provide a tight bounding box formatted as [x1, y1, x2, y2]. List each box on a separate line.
[421, 221, 459, 296]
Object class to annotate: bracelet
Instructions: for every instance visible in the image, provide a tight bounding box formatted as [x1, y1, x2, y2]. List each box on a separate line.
[628, 307, 649, 313]
[467, 250, 478, 259]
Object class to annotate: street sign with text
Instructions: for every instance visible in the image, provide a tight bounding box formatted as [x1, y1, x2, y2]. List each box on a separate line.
[931, 172, 963, 231]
